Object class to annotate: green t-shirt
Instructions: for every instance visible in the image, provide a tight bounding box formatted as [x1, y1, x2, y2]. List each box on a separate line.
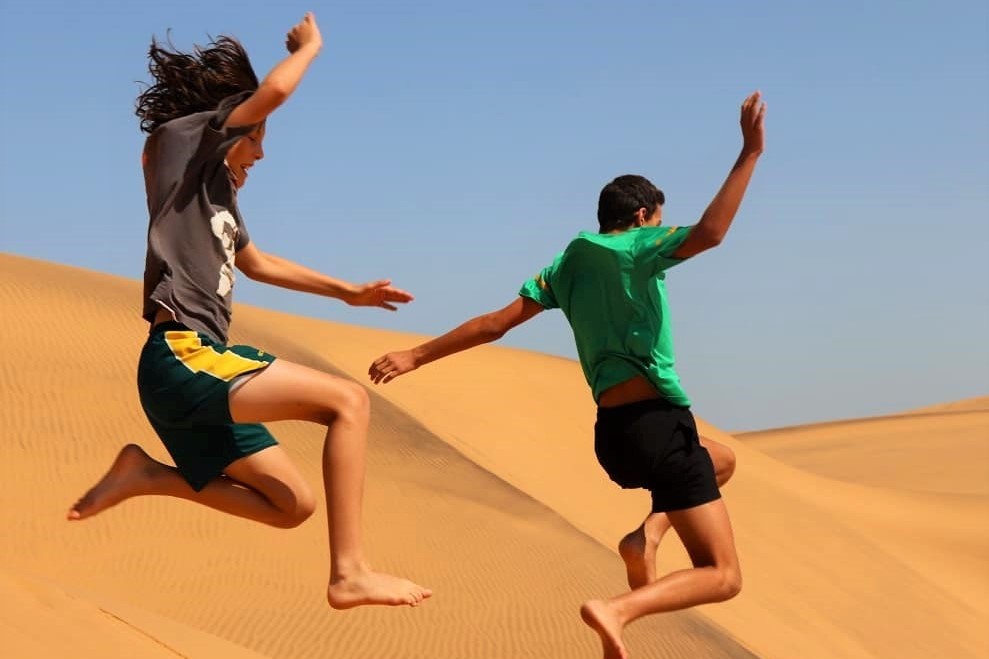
[519, 225, 694, 406]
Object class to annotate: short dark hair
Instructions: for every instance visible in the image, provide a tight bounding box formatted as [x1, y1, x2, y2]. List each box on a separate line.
[135, 34, 259, 134]
[597, 175, 665, 232]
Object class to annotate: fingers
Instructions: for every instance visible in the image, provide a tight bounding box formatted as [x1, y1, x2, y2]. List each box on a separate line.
[368, 357, 394, 384]
[740, 91, 766, 133]
[368, 353, 411, 384]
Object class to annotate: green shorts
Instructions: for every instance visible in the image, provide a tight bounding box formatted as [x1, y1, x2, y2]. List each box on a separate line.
[137, 322, 278, 491]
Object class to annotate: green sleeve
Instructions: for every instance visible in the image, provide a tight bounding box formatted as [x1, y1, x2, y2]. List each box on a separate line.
[518, 253, 563, 309]
[644, 225, 695, 273]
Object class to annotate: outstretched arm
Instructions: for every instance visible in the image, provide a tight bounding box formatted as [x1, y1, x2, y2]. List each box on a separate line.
[368, 297, 545, 384]
[674, 91, 766, 259]
[225, 12, 323, 128]
[235, 242, 413, 310]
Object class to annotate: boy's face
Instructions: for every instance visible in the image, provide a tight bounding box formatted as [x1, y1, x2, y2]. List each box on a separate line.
[226, 123, 266, 189]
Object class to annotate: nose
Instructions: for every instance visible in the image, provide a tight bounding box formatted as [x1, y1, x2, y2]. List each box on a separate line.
[254, 143, 264, 161]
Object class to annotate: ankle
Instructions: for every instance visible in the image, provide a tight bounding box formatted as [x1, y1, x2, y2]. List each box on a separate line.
[330, 558, 370, 581]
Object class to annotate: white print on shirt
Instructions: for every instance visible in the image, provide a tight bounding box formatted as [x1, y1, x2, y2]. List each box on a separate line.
[210, 210, 238, 297]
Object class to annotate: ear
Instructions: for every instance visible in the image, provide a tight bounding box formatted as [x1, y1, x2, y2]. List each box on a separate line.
[633, 207, 648, 227]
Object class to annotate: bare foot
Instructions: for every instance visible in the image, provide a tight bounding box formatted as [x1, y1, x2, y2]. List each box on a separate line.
[580, 599, 628, 659]
[67, 444, 158, 520]
[618, 524, 661, 589]
[327, 568, 432, 609]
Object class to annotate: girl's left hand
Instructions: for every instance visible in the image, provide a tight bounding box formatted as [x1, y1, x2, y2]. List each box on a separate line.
[347, 280, 414, 311]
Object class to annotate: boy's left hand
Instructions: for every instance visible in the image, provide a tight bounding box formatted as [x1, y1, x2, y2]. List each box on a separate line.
[346, 280, 414, 311]
[369, 351, 416, 384]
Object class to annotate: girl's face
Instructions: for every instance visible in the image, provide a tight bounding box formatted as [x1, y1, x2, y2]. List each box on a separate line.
[226, 123, 266, 188]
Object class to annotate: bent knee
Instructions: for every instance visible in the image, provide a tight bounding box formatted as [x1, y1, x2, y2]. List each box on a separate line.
[311, 379, 370, 426]
[720, 447, 737, 481]
[334, 381, 370, 423]
[271, 493, 317, 529]
[710, 444, 736, 482]
[717, 567, 742, 601]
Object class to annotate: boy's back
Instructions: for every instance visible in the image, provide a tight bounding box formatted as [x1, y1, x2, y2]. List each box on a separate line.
[520, 225, 695, 406]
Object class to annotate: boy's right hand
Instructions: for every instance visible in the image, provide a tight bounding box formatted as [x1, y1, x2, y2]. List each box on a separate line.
[369, 350, 418, 385]
[740, 91, 766, 156]
[286, 12, 323, 54]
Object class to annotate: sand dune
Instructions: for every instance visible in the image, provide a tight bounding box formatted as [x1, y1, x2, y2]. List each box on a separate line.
[3, 252, 987, 659]
[906, 395, 989, 414]
[738, 408, 989, 495]
[1, 252, 756, 658]
[221, 271, 988, 659]
[1, 568, 269, 659]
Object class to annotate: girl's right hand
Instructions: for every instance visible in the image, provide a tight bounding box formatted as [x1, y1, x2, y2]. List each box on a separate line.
[286, 12, 323, 54]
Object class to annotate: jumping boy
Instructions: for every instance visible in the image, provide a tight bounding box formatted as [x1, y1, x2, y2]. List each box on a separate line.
[368, 92, 765, 656]
[68, 13, 431, 610]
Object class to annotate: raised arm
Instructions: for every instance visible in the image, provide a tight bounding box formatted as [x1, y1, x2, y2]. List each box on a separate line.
[368, 297, 546, 384]
[674, 91, 766, 259]
[224, 12, 323, 128]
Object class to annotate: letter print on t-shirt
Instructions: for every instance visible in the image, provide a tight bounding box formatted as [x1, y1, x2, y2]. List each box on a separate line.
[210, 210, 239, 297]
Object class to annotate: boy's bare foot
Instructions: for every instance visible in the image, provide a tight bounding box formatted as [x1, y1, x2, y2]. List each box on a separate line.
[580, 599, 628, 659]
[67, 444, 158, 520]
[618, 522, 662, 589]
[327, 568, 432, 609]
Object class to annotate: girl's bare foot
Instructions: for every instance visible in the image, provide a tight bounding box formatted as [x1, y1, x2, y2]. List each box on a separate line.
[67, 444, 159, 520]
[580, 599, 628, 659]
[327, 568, 432, 609]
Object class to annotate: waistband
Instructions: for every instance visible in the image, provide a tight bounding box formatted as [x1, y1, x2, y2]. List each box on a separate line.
[149, 321, 192, 336]
[596, 396, 689, 419]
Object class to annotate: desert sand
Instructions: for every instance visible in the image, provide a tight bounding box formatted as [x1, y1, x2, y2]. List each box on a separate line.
[1, 252, 986, 658]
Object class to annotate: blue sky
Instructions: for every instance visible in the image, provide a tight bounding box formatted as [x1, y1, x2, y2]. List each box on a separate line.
[2, 1, 987, 430]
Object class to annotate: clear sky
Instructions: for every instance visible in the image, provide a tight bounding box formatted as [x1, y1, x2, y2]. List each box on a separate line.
[2, 1, 987, 430]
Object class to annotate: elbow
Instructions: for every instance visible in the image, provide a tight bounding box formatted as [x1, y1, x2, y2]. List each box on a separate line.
[245, 83, 290, 121]
[478, 315, 509, 342]
[695, 226, 725, 249]
[264, 82, 291, 106]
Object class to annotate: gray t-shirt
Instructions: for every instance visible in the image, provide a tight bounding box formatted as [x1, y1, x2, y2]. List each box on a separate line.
[141, 91, 255, 343]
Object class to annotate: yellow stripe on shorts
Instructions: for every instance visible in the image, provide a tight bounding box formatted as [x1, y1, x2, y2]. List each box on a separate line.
[164, 331, 268, 382]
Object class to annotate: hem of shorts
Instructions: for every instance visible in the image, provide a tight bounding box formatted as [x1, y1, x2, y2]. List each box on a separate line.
[652, 490, 722, 514]
[184, 437, 280, 492]
[226, 356, 275, 385]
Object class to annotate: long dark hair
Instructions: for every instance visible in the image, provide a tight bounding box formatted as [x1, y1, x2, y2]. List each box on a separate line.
[135, 34, 259, 134]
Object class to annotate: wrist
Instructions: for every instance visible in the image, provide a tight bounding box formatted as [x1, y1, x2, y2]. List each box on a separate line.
[410, 346, 426, 368]
[740, 146, 763, 159]
[299, 40, 322, 57]
[338, 282, 358, 304]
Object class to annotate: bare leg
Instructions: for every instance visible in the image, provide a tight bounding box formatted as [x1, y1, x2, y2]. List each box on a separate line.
[583, 498, 741, 658]
[227, 359, 431, 609]
[619, 436, 736, 588]
[68, 444, 314, 528]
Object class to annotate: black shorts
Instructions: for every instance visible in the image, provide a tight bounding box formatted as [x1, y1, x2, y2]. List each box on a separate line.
[594, 398, 721, 513]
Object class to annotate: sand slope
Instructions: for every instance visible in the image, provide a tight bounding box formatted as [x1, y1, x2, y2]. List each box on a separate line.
[738, 409, 989, 495]
[227, 272, 989, 659]
[1, 252, 756, 658]
[1, 568, 269, 659]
